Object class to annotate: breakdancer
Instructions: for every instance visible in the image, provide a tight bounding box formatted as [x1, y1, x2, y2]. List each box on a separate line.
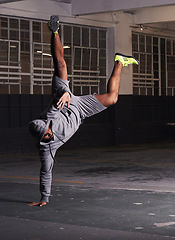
[28, 16, 139, 206]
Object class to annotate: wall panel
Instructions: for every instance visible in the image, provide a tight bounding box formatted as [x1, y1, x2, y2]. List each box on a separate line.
[0, 94, 174, 153]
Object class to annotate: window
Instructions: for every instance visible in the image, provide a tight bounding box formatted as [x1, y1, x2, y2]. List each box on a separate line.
[0, 17, 8, 39]
[70, 25, 107, 95]
[132, 32, 175, 96]
[132, 33, 160, 96]
[0, 16, 107, 95]
[166, 39, 175, 96]
[33, 43, 53, 94]
[20, 19, 30, 94]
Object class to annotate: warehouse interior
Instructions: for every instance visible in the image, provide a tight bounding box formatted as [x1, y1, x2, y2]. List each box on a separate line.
[0, 1, 175, 239]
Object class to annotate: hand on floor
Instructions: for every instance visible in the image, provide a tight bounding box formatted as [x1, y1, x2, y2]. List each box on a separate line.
[27, 201, 47, 207]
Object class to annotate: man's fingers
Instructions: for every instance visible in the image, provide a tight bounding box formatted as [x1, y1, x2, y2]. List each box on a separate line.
[27, 202, 39, 206]
[27, 201, 47, 207]
[56, 92, 71, 109]
[57, 101, 64, 109]
[39, 202, 47, 207]
[57, 99, 62, 106]
[57, 102, 61, 109]
[57, 100, 63, 108]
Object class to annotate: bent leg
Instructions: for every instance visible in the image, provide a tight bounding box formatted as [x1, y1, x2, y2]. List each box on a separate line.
[95, 53, 139, 107]
[95, 61, 122, 107]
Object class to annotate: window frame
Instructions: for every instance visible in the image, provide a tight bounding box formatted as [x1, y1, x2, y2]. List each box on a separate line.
[0, 15, 107, 95]
[132, 32, 175, 96]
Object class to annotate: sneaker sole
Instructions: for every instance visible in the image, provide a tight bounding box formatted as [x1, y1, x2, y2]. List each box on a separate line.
[115, 52, 140, 65]
[48, 16, 59, 32]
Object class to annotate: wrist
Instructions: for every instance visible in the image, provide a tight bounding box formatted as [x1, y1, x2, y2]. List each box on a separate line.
[66, 91, 71, 97]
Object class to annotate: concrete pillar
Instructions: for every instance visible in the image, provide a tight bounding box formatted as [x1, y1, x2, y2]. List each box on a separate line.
[113, 12, 134, 95]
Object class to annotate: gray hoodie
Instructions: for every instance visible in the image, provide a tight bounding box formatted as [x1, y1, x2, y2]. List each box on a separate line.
[29, 96, 82, 202]
[29, 77, 106, 202]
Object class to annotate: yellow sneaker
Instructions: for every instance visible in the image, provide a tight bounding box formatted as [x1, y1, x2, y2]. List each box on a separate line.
[114, 53, 140, 67]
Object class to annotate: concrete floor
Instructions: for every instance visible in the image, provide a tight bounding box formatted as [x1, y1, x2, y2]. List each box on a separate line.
[1, 142, 175, 240]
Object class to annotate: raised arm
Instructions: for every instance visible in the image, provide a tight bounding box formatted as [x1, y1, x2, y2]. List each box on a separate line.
[49, 16, 68, 81]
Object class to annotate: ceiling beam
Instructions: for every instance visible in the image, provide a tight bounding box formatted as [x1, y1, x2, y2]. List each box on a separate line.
[0, 0, 22, 4]
[134, 5, 175, 24]
[72, 0, 175, 16]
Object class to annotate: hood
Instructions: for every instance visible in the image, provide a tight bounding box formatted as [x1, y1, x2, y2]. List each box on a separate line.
[29, 119, 50, 142]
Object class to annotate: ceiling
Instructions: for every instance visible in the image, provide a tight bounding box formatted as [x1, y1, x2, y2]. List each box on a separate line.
[0, 0, 71, 3]
[52, 0, 71, 2]
[0, 0, 22, 3]
[0, 0, 175, 31]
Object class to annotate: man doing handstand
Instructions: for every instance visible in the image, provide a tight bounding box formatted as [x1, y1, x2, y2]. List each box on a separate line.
[28, 16, 139, 206]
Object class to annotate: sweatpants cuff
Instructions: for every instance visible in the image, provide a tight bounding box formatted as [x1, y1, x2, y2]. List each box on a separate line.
[40, 195, 49, 203]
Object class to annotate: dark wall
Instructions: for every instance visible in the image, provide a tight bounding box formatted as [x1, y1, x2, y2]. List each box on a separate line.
[0, 94, 175, 153]
[115, 95, 175, 144]
[0, 94, 51, 128]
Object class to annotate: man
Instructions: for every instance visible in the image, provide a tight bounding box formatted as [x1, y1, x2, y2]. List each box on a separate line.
[28, 16, 139, 207]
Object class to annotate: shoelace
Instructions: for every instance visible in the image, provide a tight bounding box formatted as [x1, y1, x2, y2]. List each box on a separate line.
[48, 131, 65, 163]
[49, 143, 57, 163]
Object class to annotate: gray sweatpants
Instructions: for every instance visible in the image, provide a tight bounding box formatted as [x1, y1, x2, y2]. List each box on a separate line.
[39, 75, 107, 203]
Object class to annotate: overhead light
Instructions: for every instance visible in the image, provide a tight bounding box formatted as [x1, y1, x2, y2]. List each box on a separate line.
[140, 25, 144, 31]
[10, 45, 17, 48]
[37, 46, 70, 57]
[37, 50, 52, 57]
[63, 46, 70, 49]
